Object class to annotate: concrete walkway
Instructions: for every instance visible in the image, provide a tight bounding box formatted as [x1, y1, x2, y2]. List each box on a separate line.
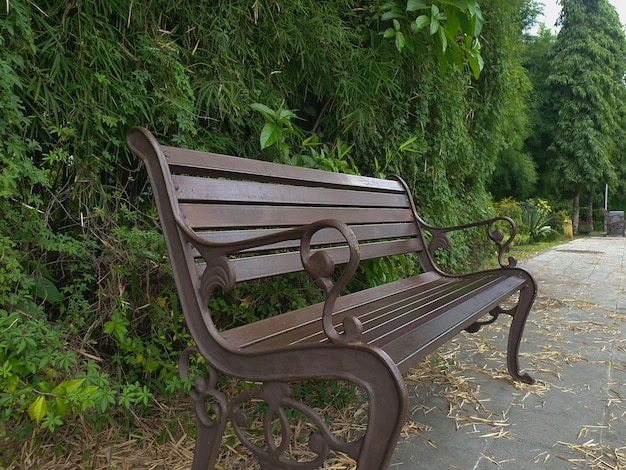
[391, 236, 626, 469]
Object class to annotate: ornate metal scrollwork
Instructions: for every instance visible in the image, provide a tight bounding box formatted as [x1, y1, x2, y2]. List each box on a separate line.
[427, 217, 519, 269]
[179, 347, 229, 434]
[198, 254, 237, 305]
[428, 232, 451, 258]
[465, 304, 517, 333]
[486, 220, 518, 268]
[299, 220, 363, 345]
[229, 381, 360, 469]
[179, 349, 362, 468]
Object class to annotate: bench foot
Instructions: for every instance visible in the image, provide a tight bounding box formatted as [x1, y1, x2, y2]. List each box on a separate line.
[179, 348, 229, 470]
[506, 272, 536, 384]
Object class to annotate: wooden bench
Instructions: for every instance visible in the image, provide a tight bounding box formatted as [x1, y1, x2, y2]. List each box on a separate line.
[602, 208, 625, 236]
[126, 127, 537, 470]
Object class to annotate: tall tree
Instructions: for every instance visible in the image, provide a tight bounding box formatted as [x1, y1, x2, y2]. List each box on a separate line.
[547, 0, 626, 232]
[485, 0, 537, 202]
[523, 26, 558, 199]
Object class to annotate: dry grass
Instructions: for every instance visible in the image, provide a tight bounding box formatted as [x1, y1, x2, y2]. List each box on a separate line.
[2, 345, 539, 470]
[4, 290, 626, 469]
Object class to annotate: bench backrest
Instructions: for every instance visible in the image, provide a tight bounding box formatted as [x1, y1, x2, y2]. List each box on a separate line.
[127, 127, 431, 287]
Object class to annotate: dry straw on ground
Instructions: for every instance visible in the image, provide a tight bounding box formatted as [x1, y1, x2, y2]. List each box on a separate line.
[4, 294, 625, 469]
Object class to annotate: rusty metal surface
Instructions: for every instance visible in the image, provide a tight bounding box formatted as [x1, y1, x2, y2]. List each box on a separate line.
[126, 127, 536, 469]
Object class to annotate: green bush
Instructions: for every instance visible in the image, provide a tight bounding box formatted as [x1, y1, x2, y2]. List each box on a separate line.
[521, 198, 557, 244]
[0, 0, 531, 444]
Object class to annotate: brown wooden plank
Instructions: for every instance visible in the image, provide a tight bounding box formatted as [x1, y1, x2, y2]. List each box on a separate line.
[195, 238, 423, 282]
[220, 273, 444, 348]
[383, 276, 527, 374]
[194, 223, 421, 253]
[220, 272, 524, 360]
[180, 204, 415, 229]
[172, 175, 410, 208]
[362, 277, 501, 345]
[162, 145, 404, 192]
[270, 277, 496, 348]
[229, 277, 462, 350]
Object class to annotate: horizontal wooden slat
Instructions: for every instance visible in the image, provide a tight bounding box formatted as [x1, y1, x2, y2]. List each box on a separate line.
[194, 223, 421, 253]
[180, 204, 415, 229]
[386, 275, 526, 374]
[220, 273, 445, 347]
[283, 277, 498, 348]
[162, 145, 404, 192]
[231, 276, 471, 350]
[195, 238, 423, 282]
[172, 175, 410, 208]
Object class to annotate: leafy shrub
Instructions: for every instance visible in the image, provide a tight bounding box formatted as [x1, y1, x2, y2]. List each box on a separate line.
[0, 309, 114, 437]
[521, 198, 557, 243]
[494, 197, 522, 228]
[0, 0, 532, 446]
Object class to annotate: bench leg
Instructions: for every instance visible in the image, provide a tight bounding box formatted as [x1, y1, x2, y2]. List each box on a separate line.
[191, 400, 228, 470]
[179, 348, 229, 470]
[354, 360, 409, 469]
[506, 273, 536, 384]
[182, 346, 407, 469]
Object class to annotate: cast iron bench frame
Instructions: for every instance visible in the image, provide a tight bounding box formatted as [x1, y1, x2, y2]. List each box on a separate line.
[126, 127, 536, 470]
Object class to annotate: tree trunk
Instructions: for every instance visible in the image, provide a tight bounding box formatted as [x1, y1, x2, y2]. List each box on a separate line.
[586, 192, 594, 227]
[572, 187, 581, 234]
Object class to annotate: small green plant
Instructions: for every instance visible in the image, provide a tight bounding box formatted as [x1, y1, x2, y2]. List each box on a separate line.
[494, 197, 522, 227]
[251, 102, 302, 162]
[521, 199, 557, 244]
[380, 0, 484, 77]
[0, 310, 113, 436]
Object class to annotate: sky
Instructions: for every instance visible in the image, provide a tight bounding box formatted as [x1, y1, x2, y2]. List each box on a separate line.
[538, 0, 626, 32]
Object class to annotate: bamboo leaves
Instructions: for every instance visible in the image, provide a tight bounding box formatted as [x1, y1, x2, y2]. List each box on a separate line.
[381, 0, 484, 78]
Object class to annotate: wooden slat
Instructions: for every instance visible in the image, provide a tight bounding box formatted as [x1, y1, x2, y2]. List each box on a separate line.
[385, 275, 526, 374]
[194, 223, 421, 253]
[162, 145, 404, 192]
[220, 273, 445, 348]
[172, 175, 410, 208]
[232, 276, 466, 350]
[195, 238, 423, 282]
[180, 204, 415, 229]
[220, 272, 525, 365]
[283, 277, 496, 347]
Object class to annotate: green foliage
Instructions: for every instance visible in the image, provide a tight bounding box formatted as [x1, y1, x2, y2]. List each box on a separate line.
[521, 198, 557, 244]
[0, 310, 114, 437]
[522, 27, 559, 199]
[548, 0, 626, 194]
[494, 197, 523, 226]
[381, 0, 485, 77]
[0, 0, 535, 444]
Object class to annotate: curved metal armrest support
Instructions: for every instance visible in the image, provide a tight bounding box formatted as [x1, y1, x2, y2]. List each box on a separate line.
[299, 219, 363, 345]
[185, 218, 363, 344]
[426, 216, 518, 268]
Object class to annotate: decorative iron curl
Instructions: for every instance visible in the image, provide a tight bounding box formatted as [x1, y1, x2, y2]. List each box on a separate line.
[486, 218, 518, 268]
[300, 220, 362, 345]
[427, 217, 519, 269]
[199, 255, 237, 305]
[427, 232, 451, 258]
[229, 382, 360, 469]
[179, 347, 228, 432]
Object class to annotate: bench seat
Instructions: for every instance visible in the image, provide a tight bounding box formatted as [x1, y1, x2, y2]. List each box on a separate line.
[223, 271, 526, 374]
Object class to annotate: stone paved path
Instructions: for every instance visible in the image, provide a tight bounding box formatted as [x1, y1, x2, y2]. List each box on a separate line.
[391, 236, 626, 469]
